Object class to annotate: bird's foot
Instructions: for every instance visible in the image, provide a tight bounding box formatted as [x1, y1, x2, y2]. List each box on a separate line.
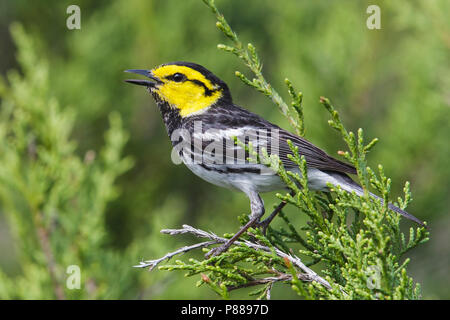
[205, 243, 231, 259]
[204, 217, 259, 259]
[255, 219, 271, 236]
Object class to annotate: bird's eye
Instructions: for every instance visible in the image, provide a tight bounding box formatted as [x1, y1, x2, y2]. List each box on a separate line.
[171, 73, 186, 82]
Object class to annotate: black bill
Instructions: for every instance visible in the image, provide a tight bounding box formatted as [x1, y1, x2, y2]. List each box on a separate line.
[124, 69, 160, 87]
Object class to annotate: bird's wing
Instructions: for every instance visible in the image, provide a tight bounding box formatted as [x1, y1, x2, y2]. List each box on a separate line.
[184, 104, 356, 175]
[275, 128, 357, 174]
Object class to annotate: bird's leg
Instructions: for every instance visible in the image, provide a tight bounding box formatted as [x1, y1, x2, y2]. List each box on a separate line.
[257, 190, 296, 235]
[205, 192, 264, 258]
[204, 216, 260, 258]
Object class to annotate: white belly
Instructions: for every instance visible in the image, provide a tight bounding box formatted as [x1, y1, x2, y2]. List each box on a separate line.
[182, 151, 340, 195]
[183, 161, 285, 193]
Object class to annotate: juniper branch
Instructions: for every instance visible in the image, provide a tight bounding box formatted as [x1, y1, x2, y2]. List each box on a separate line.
[136, 224, 331, 289]
[226, 272, 316, 292]
[202, 0, 305, 136]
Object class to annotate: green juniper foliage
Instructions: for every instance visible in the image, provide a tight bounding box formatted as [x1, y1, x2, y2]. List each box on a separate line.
[0, 24, 157, 299]
[144, 0, 429, 299]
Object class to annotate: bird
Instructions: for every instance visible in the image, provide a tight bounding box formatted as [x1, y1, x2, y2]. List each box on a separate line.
[125, 61, 425, 257]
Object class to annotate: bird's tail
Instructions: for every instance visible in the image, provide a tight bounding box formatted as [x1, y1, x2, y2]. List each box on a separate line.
[329, 172, 426, 227]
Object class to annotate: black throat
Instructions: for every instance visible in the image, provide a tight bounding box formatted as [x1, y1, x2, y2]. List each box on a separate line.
[152, 92, 182, 141]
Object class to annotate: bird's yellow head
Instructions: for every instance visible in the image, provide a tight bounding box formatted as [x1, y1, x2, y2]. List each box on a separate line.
[125, 62, 231, 117]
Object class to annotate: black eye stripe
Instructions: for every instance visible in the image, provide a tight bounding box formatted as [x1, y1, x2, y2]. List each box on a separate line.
[165, 73, 220, 96]
[188, 79, 217, 96]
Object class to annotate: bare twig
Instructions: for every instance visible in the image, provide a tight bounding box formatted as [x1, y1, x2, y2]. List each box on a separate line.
[136, 224, 331, 289]
[133, 240, 219, 270]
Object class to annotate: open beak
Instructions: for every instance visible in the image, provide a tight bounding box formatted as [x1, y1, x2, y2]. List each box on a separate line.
[124, 69, 160, 88]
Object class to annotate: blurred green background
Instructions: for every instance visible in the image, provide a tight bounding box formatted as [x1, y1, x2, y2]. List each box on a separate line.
[0, 0, 448, 299]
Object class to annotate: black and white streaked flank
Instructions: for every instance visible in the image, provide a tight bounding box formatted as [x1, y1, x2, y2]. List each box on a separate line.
[125, 61, 425, 256]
